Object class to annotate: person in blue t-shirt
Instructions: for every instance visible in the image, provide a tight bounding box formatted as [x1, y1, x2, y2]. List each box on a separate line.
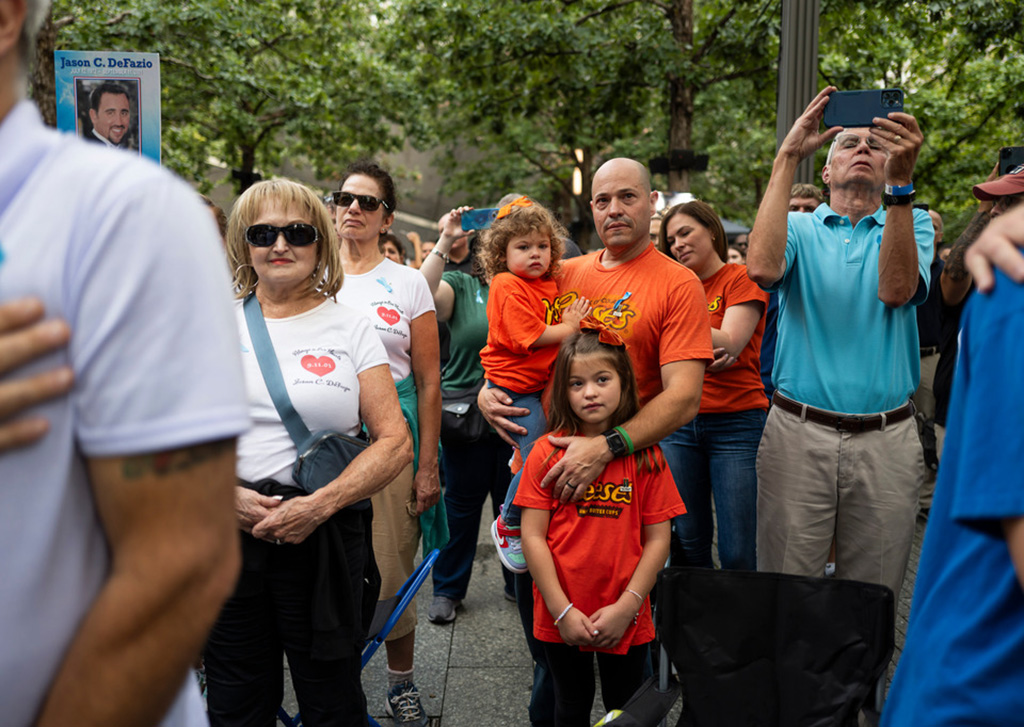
[882, 204, 1024, 726]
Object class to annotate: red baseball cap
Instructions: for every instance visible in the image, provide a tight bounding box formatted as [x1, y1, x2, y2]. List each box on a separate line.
[974, 164, 1024, 200]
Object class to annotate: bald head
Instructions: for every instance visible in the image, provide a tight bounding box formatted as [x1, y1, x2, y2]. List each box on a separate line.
[593, 158, 651, 197]
[590, 158, 656, 254]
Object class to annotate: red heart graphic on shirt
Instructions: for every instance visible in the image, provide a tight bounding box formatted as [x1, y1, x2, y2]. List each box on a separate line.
[377, 307, 400, 326]
[301, 355, 335, 377]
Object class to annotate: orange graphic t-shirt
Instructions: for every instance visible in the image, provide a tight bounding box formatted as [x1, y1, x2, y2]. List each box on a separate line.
[480, 272, 561, 394]
[515, 437, 686, 654]
[700, 263, 769, 413]
[559, 244, 713, 405]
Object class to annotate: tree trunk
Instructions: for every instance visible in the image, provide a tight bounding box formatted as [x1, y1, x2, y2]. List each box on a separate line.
[31, 9, 57, 127]
[666, 0, 694, 193]
[667, 75, 694, 193]
[236, 145, 258, 193]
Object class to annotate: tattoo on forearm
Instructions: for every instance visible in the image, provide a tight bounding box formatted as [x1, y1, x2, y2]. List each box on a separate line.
[122, 439, 234, 479]
[945, 210, 990, 282]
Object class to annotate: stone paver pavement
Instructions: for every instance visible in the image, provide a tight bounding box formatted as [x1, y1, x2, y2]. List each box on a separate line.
[279, 502, 928, 725]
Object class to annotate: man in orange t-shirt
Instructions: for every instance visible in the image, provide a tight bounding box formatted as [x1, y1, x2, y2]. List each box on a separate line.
[479, 159, 711, 726]
[481, 158, 712, 493]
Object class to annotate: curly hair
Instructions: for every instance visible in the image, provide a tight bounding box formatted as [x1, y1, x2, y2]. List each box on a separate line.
[477, 201, 568, 281]
[227, 178, 343, 299]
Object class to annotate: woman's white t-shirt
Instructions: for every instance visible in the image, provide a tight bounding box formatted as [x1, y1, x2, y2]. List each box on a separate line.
[336, 258, 435, 381]
[235, 298, 389, 484]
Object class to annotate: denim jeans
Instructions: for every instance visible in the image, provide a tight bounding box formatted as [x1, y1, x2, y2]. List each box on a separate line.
[493, 385, 546, 528]
[432, 434, 515, 600]
[660, 409, 767, 570]
[515, 570, 555, 727]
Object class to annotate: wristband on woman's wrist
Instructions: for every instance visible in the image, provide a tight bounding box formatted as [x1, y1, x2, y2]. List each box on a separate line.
[554, 603, 574, 625]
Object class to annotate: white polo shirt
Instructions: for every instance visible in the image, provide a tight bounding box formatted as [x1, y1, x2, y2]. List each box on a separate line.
[0, 101, 250, 727]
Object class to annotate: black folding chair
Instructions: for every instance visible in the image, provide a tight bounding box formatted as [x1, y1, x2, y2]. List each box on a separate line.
[277, 548, 441, 727]
[654, 567, 894, 727]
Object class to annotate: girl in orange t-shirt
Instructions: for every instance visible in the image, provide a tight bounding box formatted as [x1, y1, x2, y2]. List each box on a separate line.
[479, 198, 589, 574]
[516, 324, 686, 725]
[657, 200, 768, 571]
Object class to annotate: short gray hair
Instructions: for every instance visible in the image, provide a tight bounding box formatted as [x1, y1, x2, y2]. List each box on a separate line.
[19, 0, 51, 73]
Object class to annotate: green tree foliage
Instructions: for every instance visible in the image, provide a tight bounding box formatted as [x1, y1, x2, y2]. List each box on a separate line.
[382, 0, 781, 241]
[45, 0, 1024, 230]
[818, 0, 1024, 235]
[52, 0, 415, 191]
[384, 0, 1023, 232]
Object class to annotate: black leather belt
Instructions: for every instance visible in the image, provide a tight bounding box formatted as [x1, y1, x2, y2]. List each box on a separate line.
[772, 392, 914, 433]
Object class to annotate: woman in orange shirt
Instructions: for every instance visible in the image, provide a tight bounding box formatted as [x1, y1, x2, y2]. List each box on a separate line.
[658, 201, 769, 570]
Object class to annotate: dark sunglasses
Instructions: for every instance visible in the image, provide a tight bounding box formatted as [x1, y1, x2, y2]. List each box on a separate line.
[332, 191, 391, 212]
[244, 224, 320, 247]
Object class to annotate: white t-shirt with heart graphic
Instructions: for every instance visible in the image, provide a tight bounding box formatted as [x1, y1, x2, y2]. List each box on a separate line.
[336, 258, 436, 381]
[235, 298, 389, 484]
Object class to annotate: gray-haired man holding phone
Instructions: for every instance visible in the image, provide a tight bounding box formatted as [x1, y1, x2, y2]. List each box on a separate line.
[746, 86, 933, 599]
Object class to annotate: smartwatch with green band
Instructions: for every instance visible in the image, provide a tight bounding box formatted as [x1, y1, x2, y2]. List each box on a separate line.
[603, 428, 629, 458]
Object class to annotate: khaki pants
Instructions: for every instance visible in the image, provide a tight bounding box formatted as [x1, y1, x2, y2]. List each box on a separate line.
[915, 352, 941, 508]
[371, 462, 421, 641]
[756, 403, 923, 598]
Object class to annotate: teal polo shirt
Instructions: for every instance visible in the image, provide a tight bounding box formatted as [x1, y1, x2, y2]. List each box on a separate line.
[765, 203, 933, 414]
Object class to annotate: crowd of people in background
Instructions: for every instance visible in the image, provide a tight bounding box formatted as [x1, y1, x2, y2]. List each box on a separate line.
[4, 1, 1024, 726]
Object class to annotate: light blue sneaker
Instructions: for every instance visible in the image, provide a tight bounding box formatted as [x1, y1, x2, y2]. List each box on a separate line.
[491, 515, 528, 574]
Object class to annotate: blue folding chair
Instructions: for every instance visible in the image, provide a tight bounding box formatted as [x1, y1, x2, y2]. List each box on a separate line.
[277, 548, 440, 727]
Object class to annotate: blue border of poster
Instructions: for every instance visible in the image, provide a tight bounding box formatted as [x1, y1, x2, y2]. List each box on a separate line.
[54, 51, 161, 164]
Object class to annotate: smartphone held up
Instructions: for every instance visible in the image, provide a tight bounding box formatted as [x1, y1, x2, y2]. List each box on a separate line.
[460, 207, 499, 232]
[823, 88, 904, 129]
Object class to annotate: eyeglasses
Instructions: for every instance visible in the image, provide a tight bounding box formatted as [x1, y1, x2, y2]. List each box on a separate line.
[332, 191, 391, 212]
[833, 134, 885, 152]
[244, 224, 320, 247]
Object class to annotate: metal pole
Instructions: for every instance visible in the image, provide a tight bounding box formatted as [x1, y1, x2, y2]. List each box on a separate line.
[776, 0, 821, 184]
[658, 644, 670, 727]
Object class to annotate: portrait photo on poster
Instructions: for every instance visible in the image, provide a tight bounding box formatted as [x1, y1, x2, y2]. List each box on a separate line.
[74, 77, 141, 154]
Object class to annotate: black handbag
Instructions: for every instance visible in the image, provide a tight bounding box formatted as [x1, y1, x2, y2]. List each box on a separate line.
[244, 294, 369, 496]
[440, 381, 489, 445]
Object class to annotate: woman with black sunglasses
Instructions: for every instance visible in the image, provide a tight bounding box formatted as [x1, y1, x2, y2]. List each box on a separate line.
[206, 178, 412, 726]
[334, 161, 443, 727]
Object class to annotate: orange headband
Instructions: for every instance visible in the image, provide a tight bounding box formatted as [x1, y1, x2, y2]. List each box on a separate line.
[496, 196, 533, 220]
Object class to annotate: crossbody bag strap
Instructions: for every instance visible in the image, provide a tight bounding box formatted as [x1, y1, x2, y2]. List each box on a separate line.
[242, 293, 312, 447]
